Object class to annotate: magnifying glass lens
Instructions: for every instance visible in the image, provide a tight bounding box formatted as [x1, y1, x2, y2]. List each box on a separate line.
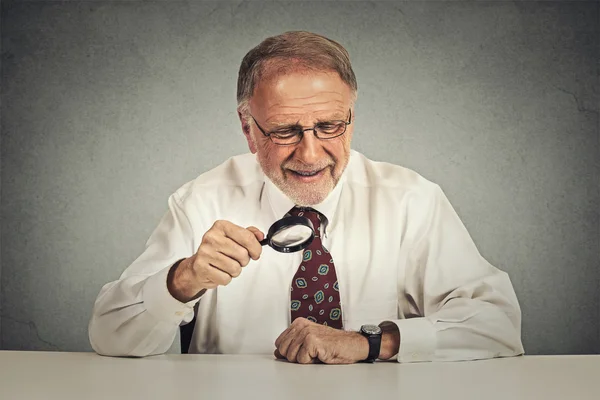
[271, 225, 313, 247]
[260, 215, 315, 253]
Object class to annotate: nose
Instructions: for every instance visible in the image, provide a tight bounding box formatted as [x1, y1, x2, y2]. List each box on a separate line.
[294, 130, 323, 165]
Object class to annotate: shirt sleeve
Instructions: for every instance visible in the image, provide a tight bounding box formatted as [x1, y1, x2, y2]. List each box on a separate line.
[88, 193, 200, 357]
[387, 185, 525, 363]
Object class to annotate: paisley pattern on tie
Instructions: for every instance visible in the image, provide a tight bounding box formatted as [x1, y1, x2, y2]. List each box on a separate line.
[289, 207, 343, 329]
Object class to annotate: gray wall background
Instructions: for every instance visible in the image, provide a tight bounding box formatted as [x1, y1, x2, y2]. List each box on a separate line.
[1, 0, 598, 355]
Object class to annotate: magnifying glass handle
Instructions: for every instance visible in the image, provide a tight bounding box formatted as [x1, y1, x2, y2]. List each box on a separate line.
[259, 238, 269, 246]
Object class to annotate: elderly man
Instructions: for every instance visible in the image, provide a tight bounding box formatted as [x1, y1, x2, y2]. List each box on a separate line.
[89, 31, 524, 364]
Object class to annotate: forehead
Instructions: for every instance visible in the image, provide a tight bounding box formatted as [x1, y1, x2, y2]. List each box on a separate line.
[249, 70, 352, 121]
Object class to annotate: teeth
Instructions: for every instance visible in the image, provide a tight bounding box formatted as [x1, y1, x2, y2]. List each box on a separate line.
[295, 171, 318, 176]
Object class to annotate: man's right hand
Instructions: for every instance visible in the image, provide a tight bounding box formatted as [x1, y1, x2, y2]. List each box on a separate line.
[167, 220, 264, 303]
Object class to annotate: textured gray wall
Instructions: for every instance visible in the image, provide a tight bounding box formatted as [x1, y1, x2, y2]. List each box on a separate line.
[1, 1, 598, 354]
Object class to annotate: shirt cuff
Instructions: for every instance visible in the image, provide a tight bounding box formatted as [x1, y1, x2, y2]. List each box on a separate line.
[390, 317, 436, 363]
[142, 263, 198, 325]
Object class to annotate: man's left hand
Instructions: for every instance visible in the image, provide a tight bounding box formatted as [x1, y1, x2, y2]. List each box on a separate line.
[274, 317, 368, 364]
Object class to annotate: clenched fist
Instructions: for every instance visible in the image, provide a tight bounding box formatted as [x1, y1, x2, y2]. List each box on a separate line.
[274, 317, 369, 364]
[167, 220, 264, 302]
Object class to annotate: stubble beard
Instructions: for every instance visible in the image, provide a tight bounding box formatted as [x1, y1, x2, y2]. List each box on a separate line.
[279, 166, 336, 206]
[258, 154, 350, 207]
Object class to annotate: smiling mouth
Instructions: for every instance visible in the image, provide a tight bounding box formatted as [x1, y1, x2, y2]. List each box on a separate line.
[292, 170, 322, 177]
[286, 167, 329, 179]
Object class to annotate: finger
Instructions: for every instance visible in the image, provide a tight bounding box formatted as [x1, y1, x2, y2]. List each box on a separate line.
[274, 349, 285, 359]
[277, 327, 300, 359]
[246, 226, 265, 242]
[209, 237, 251, 268]
[296, 345, 317, 364]
[285, 328, 310, 363]
[203, 265, 233, 286]
[275, 317, 308, 349]
[208, 251, 243, 278]
[274, 326, 292, 348]
[304, 334, 321, 362]
[206, 221, 262, 263]
[221, 222, 263, 261]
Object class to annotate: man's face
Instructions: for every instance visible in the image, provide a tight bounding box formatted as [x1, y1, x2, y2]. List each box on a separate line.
[241, 70, 354, 206]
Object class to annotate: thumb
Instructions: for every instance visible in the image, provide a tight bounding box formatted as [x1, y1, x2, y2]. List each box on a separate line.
[246, 226, 265, 242]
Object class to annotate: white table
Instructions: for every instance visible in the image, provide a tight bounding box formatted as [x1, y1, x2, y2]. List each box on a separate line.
[0, 351, 598, 399]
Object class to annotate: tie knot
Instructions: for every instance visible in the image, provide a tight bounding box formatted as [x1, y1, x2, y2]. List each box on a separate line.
[288, 207, 322, 232]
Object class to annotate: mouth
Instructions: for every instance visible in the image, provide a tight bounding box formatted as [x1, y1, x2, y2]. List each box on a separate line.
[287, 167, 328, 181]
[293, 170, 321, 177]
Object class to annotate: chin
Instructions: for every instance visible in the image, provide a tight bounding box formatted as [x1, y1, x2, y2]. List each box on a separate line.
[266, 168, 338, 206]
[292, 195, 327, 207]
[285, 185, 332, 206]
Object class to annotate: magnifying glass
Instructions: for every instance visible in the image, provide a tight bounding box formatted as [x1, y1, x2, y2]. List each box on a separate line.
[259, 216, 315, 253]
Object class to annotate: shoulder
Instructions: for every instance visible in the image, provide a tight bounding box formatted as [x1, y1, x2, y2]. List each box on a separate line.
[345, 150, 440, 196]
[344, 151, 448, 235]
[171, 153, 263, 205]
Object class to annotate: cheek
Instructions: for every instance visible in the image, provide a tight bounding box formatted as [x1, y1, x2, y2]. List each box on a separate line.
[326, 137, 351, 160]
[258, 141, 293, 167]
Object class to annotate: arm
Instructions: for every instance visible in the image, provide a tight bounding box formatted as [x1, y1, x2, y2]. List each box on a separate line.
[89, 193, 264, 357]
[88, 194, 198, 357]
[274, 184, 523, 364]
[388, 184, 525, 362]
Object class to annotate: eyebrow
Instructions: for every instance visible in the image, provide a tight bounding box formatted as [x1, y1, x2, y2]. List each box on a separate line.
[316, 114, 346, 123]
[269, 120, 302, 130]
[269, 113, 346, 128]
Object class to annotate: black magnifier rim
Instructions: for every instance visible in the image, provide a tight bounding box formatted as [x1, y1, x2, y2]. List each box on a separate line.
[267, 215, 315, 253]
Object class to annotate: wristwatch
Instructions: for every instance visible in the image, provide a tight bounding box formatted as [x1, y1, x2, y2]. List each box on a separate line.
[359, 324, 383, 363]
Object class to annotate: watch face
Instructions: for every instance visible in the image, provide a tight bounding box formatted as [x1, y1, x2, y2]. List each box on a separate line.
[361, 324, 382, 335]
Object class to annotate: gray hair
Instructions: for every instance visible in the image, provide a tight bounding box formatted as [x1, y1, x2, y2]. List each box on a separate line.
[237, 31, 357, 114]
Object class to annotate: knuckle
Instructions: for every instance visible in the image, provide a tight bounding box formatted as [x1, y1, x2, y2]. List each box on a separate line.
[299, 326, 311, 337]
[196, 246, 210, 260]
[202, 231, 217, 245]
[230, 266, 242, 278]
[226, 255, 239, 269]
[253, 247, 262, 260]
[277, 347, 286, 358]
[297, 351, 310, 364]
[233, 246, 249, 264]
[239, 253, 251, 267]
[243, 231, 259, 252]
[246, 230, 257, 244]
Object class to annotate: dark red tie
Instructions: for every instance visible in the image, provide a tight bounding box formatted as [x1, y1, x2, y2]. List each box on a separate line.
[288, 207, 343, 329]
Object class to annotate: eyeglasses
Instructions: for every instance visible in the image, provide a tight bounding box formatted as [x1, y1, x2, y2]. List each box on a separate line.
[249, 109, 352, 146]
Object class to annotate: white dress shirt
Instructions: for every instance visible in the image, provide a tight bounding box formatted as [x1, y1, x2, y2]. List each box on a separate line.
[89, 150, 525, 362]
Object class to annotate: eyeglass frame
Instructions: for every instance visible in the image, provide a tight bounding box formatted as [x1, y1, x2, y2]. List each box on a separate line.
[249, 109, 352, 146]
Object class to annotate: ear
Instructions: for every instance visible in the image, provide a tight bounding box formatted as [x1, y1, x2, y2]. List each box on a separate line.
[238, 110, 257, 154]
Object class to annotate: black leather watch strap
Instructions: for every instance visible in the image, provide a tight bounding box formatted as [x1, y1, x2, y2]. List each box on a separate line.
[365, 332, 382, 362]
[360, 325, 383, 363]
